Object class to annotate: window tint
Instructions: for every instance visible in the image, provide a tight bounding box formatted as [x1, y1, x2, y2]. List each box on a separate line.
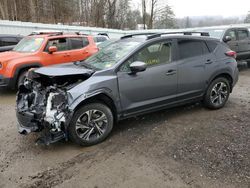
[225, 30, 237, 41]
[238, 30, 249, 40]
[206, 40, 218, 52]
[178, 40, 209, 59]
[0, 37, 18, 46]
[70, 37, 83, 50]
[120, 42, 172, 72]
[82, 37, 89, 47]
[46, 38, 68, 51]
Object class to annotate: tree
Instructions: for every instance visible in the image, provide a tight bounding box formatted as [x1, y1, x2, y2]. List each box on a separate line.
[245, 11, 250, 23]
[154, 4, 175, 29]
[185, 16, 192, 28]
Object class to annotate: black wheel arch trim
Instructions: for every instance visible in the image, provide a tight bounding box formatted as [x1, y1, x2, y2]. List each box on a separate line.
[11, 62, 42, 89]
[207, 69, 233, 92]
[68, 88, 121, 121]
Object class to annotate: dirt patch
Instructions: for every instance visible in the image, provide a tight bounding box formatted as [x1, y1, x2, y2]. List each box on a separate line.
[0, 68, 249, 188]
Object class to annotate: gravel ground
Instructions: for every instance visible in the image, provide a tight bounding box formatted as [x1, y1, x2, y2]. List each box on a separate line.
[0, 67, 249, 188]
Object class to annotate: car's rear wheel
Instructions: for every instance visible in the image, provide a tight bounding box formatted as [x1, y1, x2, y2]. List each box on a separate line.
[204, 77, 230, 110]
[68, 103, 114, 146]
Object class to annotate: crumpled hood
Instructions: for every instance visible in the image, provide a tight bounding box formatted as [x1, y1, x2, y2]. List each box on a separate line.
[34, 62, 94, 77]
[0, 51, 33, 62]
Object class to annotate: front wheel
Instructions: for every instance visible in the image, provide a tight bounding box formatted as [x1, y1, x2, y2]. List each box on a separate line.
[68, 103, 114, 146]
[203, 77, 230, 110]
[17, 70, 28, 88]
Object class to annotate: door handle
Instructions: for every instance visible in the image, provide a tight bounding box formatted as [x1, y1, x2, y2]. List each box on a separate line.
[205, 59, 213, 64]
[63, 54, 70, 57]
[166, 69, 177, 76]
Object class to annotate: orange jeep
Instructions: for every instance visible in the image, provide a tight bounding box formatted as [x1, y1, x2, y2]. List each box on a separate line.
[0, 31, 99, 89]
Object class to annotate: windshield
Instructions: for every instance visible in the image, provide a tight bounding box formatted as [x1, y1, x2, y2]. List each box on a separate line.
[83, 40, 141, 70]
[13, 37, 44, 52]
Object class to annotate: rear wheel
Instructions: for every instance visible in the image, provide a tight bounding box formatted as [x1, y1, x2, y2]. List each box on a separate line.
[203, 77, 230, 110]
[68, 103, 114, 146]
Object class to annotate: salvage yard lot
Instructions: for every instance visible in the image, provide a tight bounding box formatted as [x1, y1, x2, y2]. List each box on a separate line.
[0, 68, 249, 188]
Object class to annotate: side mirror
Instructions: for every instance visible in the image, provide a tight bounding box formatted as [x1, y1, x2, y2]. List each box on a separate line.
[129, 61, 147, 74]
[223, 36, 232, 43]
[48, 46, 57, 54]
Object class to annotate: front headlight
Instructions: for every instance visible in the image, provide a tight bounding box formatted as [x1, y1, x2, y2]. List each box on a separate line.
[0, 62, 2, 69]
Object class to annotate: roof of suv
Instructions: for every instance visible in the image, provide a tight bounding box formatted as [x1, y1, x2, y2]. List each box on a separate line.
[120, 32, 220, 43]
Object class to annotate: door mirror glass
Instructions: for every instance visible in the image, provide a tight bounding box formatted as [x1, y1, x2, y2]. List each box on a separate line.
[129, 61, 146, 74]
[223, 36, 232, 43]
[48, 46, 57, 54]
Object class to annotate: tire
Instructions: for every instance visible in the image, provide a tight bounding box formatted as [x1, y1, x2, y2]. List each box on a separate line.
[17, 70, 28, 88]
[203, 77, 230, 110]
[68, 103, 114, 146]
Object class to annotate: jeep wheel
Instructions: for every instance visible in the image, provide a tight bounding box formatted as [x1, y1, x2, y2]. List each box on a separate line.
[17, 70, 28, 88]
[204, 77, 230, 110]
[69, 103, 114, 146]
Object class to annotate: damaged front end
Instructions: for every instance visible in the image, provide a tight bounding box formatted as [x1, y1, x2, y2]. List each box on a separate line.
[16, 66, 93, 145]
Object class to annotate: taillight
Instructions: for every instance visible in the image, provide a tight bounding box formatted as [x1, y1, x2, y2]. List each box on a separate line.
[225, 51, 237, 59]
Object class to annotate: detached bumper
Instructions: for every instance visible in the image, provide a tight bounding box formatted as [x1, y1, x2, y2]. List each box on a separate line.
[16, 111, 40, 134]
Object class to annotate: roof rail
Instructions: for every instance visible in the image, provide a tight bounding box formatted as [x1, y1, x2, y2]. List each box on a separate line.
[147, 32, 210, 40]
[29, 30, 63, 36]
[121, 33, 158, 39]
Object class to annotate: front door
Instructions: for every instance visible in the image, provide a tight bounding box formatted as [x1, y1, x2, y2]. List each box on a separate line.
[117, 40, 178, 115]
[40, 37, 71, 66]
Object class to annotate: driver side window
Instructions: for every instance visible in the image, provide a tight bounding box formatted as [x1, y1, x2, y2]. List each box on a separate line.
[45, 38, 69, 52]
[120, 41, 172, 72]
[225, 30, 237, 41]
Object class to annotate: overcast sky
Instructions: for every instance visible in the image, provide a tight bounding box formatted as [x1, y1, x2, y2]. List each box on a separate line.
[132, 0, 250, 18]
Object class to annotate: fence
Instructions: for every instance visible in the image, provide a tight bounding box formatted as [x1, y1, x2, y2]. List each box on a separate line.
[0, 20, 250, 38]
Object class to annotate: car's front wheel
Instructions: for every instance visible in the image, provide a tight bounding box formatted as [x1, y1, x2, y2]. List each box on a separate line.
[68, 103, 114, 146]
[204, 77, 230, 110]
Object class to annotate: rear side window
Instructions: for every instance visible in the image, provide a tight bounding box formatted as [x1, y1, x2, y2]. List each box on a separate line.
[0, 37, 18, 46]
[178, 40, 209, 59]
[70, 37, 89, 50]
[238, 30, 249, 40]
[206, 40, 219, 52]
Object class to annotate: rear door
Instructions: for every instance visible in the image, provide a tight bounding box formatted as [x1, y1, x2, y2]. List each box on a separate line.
[176, 39, 212, 100]
[68, 37, 93, 61]
[236, 28, 250, 59]
[117, 40, 178, 115]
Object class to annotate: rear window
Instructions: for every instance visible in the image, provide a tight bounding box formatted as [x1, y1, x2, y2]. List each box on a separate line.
[238, 30, 249, 40]
[206, 40, 219, 52]
[178, 40, 209, 59]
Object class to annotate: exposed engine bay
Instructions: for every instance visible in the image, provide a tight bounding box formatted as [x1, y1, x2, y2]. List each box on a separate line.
[16, 67, 93, 145]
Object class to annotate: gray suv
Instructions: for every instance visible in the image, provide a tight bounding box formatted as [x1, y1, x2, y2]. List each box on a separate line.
[16, 32, 239, 146]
